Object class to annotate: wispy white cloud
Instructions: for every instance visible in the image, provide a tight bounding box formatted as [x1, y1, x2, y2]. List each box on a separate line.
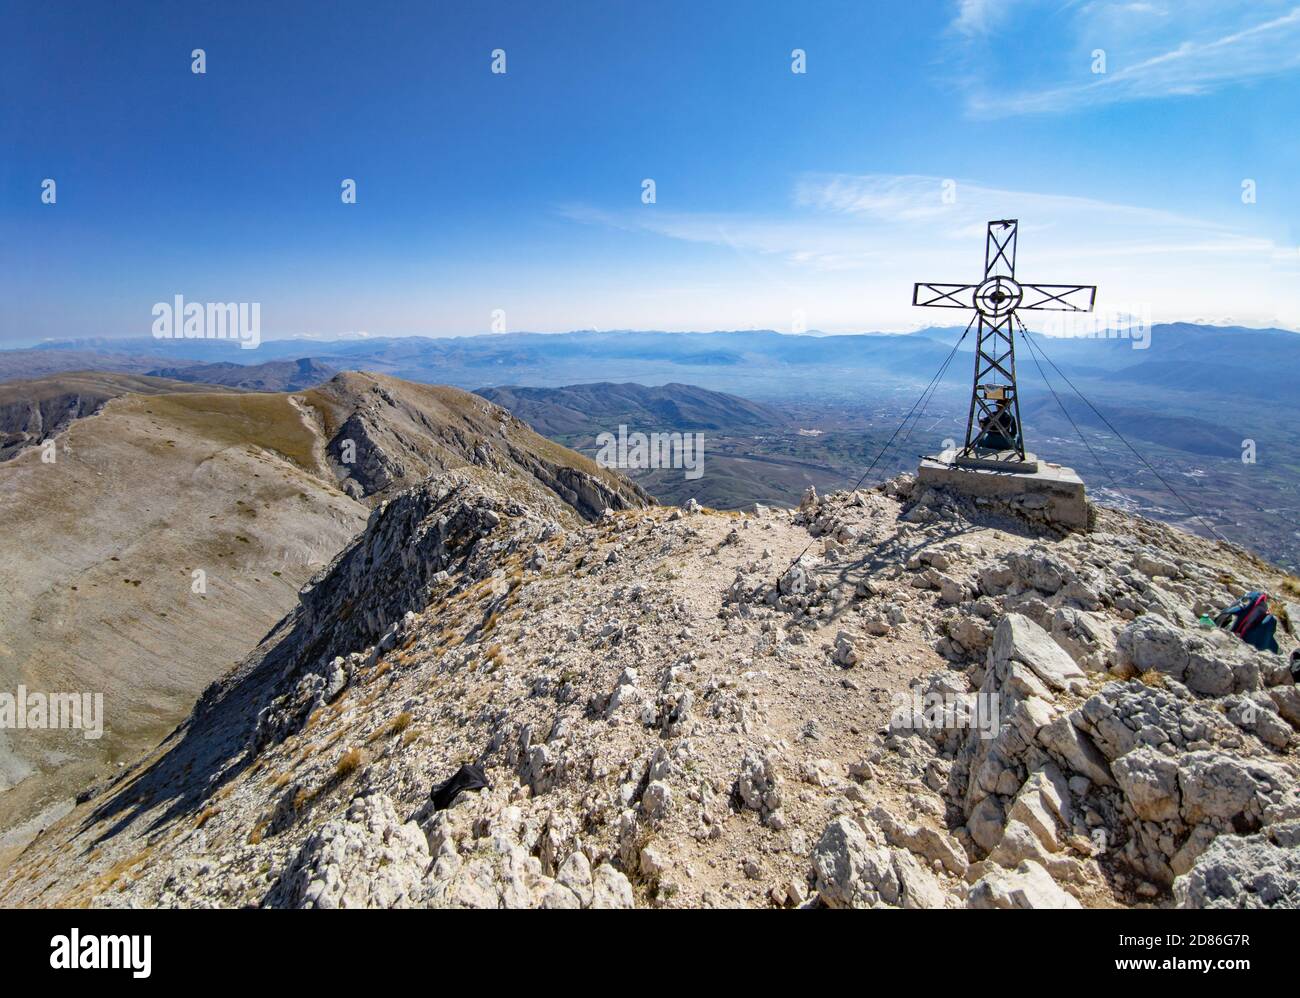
[793, 173, 1209, 234]
[953, 1, 1300, 116]
[952, 0, 1014, 36]
[558, 173, 1300, 331]
[566, 173, 1259, 269]
[558, 202, 892, 267]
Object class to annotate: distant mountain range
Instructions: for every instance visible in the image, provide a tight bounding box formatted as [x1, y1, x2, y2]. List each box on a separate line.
[5, 324, 1296, 406]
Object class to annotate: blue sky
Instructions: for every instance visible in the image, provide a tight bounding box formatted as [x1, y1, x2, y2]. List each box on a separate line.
[2, 0, 1298, 343]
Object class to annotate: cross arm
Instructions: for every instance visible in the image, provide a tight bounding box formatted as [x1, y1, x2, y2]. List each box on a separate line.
[1019, 284, 1097, 312]
[912, 283, 976, 309]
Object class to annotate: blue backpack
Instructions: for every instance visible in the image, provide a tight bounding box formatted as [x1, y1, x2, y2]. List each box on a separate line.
[1215, 591, 1280, 654]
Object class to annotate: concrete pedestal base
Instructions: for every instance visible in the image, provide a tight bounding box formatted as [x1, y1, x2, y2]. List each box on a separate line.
[953, 449, 1040, 473]
[916, 450, 1091, 530]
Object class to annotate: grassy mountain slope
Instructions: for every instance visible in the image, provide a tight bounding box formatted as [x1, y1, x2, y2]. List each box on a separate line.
[0, 372, 237, 461]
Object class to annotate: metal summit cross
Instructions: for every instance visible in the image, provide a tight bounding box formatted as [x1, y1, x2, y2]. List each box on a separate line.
[913, 219, 1096, 466]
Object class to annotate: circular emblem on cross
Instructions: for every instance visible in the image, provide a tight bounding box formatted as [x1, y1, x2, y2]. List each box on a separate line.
[974, 276, 1022, 317]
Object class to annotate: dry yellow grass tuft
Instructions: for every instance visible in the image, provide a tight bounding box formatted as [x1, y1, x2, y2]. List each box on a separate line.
[194, 806, 220, 829]
[367, 711, 413, 744]
[1139, 669, 1167, 688]
[1267, 592, 1291, 630]
[92, 849, 152, 894]
[335, 747, 364, 780]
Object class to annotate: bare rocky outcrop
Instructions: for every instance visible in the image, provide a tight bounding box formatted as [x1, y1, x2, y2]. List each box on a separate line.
[3, 470, 1296, 910]
[935, 598, 1299, 899]
[967, 860, 1082, 909]
[1115, 613, 1262, 695]
[248, 471, 573, 751]
[1173, 820, 1300, 909]
[0, 390, 107, 460]
[265, 792, 432, 909]
[811, 816, 950, 909]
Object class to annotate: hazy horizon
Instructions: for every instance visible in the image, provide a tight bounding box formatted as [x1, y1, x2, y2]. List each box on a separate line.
[8, 318, 1300, 353]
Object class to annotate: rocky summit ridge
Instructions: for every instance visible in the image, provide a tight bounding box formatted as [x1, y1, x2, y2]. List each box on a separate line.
[0, 371, 648, 858]
[3, 470, 1298, 909]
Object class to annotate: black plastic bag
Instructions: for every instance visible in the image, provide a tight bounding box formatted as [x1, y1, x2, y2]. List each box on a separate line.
[430, 762, 490, 810]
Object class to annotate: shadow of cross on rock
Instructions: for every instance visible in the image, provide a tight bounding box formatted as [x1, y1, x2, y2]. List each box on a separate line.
[811, 521, 970, 622]
[772, 476, 1077, 643]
